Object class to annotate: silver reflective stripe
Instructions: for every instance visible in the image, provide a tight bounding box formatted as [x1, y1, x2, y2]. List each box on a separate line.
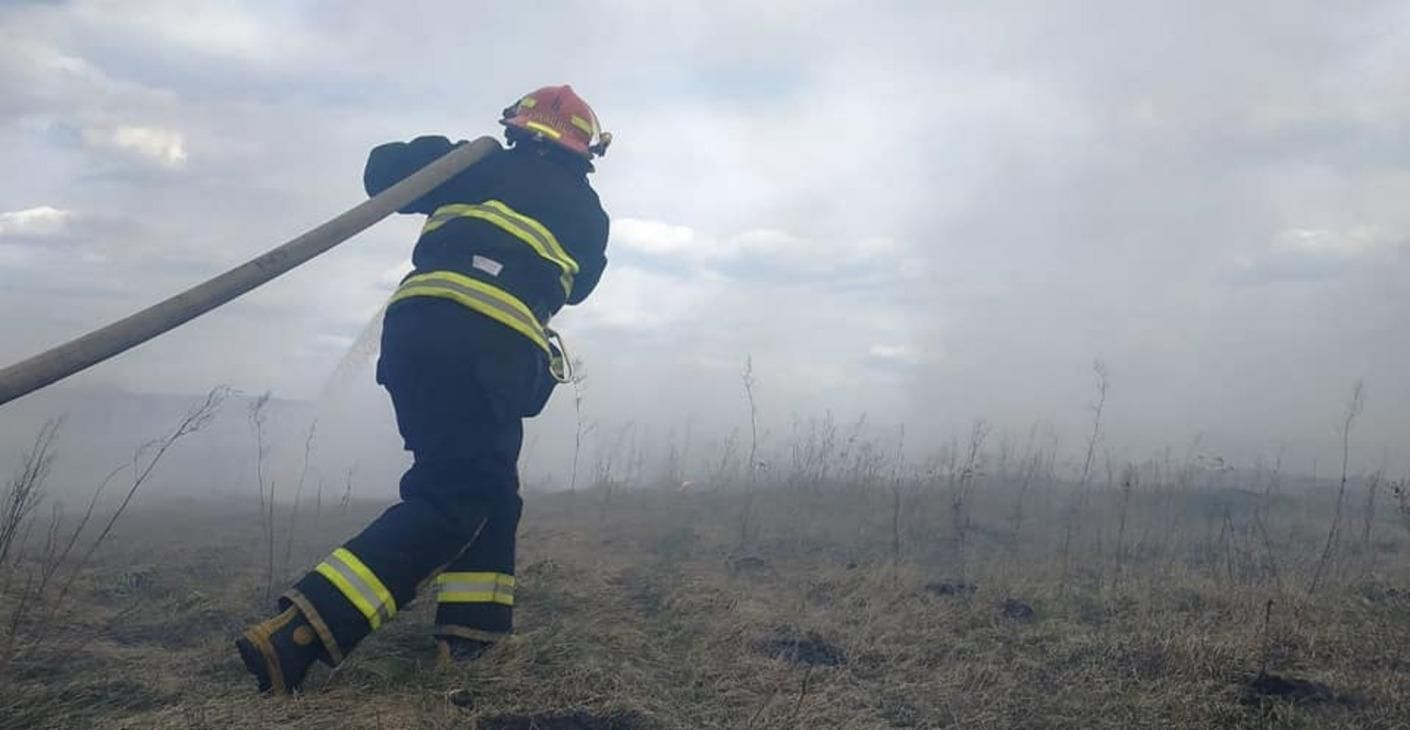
[325, 552, 393, 625]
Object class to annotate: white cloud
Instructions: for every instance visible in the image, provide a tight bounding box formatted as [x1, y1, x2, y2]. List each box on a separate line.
[568, 265, 710, 332]
[613, 218, 699, 257]
[82, 125, 187, 168]
[868, 344, 920, 364]
[0, 206, 72, 237]
[1276, 226, 1388, 256]
[729, 228, 810, 258]
[613, 217, 905, 276]
[66, 0, 322, 66]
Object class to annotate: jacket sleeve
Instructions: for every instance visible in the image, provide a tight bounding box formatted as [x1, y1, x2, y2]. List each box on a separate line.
[363, 136, 461, 215]
[567, 191, 610, 305]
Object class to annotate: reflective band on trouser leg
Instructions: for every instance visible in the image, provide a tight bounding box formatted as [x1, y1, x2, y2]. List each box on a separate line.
[436, 572, 515, 606]
[389, 271, 552, 354]
[421, 201, 580, 297]
[314, 548, 397, 631]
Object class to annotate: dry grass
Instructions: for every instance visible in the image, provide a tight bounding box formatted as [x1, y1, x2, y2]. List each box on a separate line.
[1, 473, 1408, 729]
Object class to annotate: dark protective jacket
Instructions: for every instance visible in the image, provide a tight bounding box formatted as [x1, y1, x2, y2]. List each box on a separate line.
[364, 136, 610, 333]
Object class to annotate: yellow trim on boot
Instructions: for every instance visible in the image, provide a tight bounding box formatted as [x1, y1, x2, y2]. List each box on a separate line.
[283, 588, 345, 666]
[241, 607, 297, 693]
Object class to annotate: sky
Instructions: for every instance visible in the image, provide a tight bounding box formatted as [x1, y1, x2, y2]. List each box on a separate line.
[1, 0, 1408, 483]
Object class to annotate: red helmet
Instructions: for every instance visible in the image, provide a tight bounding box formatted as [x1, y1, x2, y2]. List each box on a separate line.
[500, 85, 612, 159]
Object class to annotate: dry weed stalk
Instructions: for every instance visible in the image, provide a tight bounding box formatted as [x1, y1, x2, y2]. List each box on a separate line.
[1308, 380, 1364, 594]
[1251, 451, 1287, 594]
[568, 357, 588, 508]
[1359, 470, 1381, 565]
[1059, 360, 1109, 592]
[0, 387, 227, 667]
[594, 421, 635, 524]
[1113, 464, 1137, 586]
[282, 420, 318, 580]
[58, 388, 228, 609]
[0, 420, 61, 569]
[1004, 430, 1047, 578]
[889, 425, 906, 573]
[248, 391, 275, 602]
[739, 356, 760, 545]
[950, 419, 989, 580]
[1393, 479, 1410, 536]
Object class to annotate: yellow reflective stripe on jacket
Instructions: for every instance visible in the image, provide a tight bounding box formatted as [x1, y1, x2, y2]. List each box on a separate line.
[422, 201, 579, 297]
[389, 271, 551, 354]
[315, 548, 396, 630]
[435, 572, 515, 606]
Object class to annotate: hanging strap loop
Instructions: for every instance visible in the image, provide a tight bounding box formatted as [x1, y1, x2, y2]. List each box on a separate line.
[545, 326, 573, 384]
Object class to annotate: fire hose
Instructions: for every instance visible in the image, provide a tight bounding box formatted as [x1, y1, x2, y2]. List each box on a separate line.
[0, 136, 501, 408]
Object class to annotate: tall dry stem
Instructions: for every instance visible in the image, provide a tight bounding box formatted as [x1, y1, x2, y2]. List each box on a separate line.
[1308, 379, 1364, 594]
[248, 391, 275, 603]
[1005, 431, 1044, 574]
[568, 358, 588, 510]
[951, 420, 989, 580]
[1394, 479, 1410, 537]
[1251, 451, 1287, 594]
[739, 356, 760, 545]
[1360, 471, 1381, 566]
[1059, 360, 1109, 591]
[283, 421, 317, 579]
[51, 387, 228, 619]
[1114, 464, 1137, 586]
[889, 425, 906, 573]
[0, 420, 61, 569]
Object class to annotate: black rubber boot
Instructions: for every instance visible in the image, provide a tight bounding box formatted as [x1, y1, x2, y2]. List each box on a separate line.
[235, 605, 325, 694]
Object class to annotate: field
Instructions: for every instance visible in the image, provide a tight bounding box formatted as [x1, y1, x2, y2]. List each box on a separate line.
[2, 435, 1409, 729]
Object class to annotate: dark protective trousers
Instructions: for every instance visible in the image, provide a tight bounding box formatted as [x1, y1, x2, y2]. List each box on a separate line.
[282, 298, 545, 663]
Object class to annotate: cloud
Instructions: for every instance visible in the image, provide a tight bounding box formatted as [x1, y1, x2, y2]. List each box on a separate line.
[613, 219, 809, 263]
[612, 218, 699, 258]
[1228, 225, 1402, 285]
[613, 217, 912, 287]
[568, 264, 712, 333]
[81, 124, 187, 167]
[868, 344, 921, 365]
[1276, 226, 1390, 256]
[0, 205, 72, 237]
[65, 0, 326, 67]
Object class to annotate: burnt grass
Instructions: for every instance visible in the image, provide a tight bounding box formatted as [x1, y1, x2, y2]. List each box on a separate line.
[2, 485, 1409, 729]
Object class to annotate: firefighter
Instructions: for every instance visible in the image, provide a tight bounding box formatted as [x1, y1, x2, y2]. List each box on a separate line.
[235, 85, 611, 694]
